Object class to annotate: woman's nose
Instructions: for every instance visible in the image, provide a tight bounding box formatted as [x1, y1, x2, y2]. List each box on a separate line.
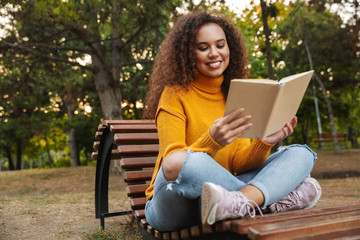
[209, 46, 219, 58]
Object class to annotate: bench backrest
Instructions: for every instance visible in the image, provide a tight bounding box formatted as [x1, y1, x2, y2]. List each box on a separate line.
[318, 132, 348, 140]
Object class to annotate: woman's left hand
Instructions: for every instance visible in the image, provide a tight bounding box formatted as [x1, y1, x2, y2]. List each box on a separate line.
[263, 116, 297, 144]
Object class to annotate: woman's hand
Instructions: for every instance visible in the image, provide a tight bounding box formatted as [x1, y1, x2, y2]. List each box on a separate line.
[210, 108, 253, 146]
[263, 116, 298, 144]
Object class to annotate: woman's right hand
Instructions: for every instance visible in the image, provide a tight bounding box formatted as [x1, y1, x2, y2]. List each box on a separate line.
[210, 108, 253, 146]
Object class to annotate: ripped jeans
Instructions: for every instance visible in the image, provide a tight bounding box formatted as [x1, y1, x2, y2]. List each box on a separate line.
[145, 145, 317, 231]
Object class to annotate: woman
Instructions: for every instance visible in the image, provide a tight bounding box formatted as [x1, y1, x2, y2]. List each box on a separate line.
[143, 11, 321, 232]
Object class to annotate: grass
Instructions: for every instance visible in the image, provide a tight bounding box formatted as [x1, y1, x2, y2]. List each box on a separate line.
[84, 221, 140, 240]
[0, 166, 141, 240]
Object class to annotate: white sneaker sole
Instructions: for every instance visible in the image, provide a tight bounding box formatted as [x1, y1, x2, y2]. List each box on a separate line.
[201, 182, 221, 225]
[304, 177, 322, 209]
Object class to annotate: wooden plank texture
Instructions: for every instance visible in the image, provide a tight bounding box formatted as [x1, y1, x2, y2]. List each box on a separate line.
[110, 124, 157, 133]
[126, 184, 149, 197]
[130, 197, 146, 210]
[95, 131, 102, 141]
[135, 209, 145, 220]
[248, 210, 360, 240]
[91, 149, 121, 161]
[117, 144, 159, 156]
[114, 132, 159, 144]
[231, 204, 360, 235]
[120, 157, 156, 169]
[124, 170, 153, 182]
[103, 119, 155, 127]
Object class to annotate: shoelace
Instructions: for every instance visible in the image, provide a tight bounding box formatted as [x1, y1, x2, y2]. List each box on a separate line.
[274, 191, 301, 212]
[230, 192, 264, 218]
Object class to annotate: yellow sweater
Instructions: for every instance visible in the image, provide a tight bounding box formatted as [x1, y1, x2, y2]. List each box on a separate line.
[145, 74, 274, 200]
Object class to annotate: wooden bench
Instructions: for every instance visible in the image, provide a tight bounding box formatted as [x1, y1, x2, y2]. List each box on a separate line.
[313, 132, 349, 148]
[93, 120, 360, 239]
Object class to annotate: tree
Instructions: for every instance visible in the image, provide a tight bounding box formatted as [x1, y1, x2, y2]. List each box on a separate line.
[277, 0, 360, 153]
[0, 0, 182, 120]
[260, 0, 277, 79]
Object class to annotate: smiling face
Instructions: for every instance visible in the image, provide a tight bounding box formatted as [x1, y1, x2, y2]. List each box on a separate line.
[195, 23, 230, 78]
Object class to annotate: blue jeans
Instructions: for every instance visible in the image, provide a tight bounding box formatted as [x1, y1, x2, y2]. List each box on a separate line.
[145, 144, 317, 231]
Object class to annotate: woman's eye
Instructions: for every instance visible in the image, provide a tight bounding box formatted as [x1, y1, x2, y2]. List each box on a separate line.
[217, 45, 225, 49]
[198, 46, 208, 51]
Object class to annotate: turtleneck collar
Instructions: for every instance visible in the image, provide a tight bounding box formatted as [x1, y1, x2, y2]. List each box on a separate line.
[192, 73, 224, 94]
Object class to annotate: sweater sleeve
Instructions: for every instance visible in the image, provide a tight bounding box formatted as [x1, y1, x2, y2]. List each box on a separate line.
[231, 139, 274, 175]
[156, 88, 223, 159]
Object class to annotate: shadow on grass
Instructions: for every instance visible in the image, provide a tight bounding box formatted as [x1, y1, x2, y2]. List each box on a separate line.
[312, 170, 360, 179]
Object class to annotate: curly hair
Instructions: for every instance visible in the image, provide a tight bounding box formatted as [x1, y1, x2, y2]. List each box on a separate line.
[143, 11, 249, 119]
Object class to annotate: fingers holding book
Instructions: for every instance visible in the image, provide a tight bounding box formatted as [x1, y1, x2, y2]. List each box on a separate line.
[263, 116, 298, 144]
[210, 108, 253, 146]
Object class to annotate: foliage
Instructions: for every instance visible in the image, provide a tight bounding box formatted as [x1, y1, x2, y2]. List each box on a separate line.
[276, 0, 360, 144]
[0, 0, 359, 170]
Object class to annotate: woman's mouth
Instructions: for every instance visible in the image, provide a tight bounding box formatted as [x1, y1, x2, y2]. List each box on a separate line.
[207, 61, 221, 68]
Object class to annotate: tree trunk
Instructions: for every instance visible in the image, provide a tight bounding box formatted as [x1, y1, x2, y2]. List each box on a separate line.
[44, 137, 54, 165]
[260, 0, 275, 79]
[91, 37, 123, 120]
[62, 95, 80, 167]
[16, 140, 22, 170]
[304, 36, 342, 154]
[93, 63, 123, 120]
[68, 128, 79, 167]
[69, 24, 123, 120]
[5, 146, 15, 170]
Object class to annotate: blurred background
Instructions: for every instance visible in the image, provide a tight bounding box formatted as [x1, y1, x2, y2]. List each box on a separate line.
[0, 0, 359, 170]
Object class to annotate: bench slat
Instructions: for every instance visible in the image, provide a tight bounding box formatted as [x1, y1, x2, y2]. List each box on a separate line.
[93, 141, 100, 150]
[117, 144, 159, 156]
[154, 230, 162, 239]
[120, 157, 156, 169]
[215, 220, 232, 232]
[130, 197, 146, 210]
[124, 170, 153, 182]
[294, 227, 360, 240]
[147, 224, 155, 235]
[163, 232, 171, 239]
[126, 184, 149, 197]
[110, 124, 157, 133]
[103, 120, 155, 127]
[140, 218, 149, 229]
[190, 225, 202, 237]
[180, 228, 191, 239]
[248, 210, 360, 240]
[95, 131, 103, 141]
[97, 124, 106, 131]
[92, 150, 122, 161]
[93, 142, 116, 151]
[114, 133, 159, 144]
[313, 132, 348, 143]
[231, 204, 360, 235]
[135, 209, 145, 220]
[171, 231, 181, 240]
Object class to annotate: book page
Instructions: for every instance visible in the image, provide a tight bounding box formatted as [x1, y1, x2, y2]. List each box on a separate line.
[264, 71, 313, 137]
[224, 71, 313, 139]
[224, 80, 281, 139]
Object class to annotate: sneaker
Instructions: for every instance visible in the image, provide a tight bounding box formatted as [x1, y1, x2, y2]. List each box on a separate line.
[269, 177, 322, 213]
[201, 182, 263, 225]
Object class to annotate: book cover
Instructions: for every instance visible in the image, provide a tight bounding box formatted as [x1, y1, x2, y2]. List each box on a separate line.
[224, 70, 314, 139]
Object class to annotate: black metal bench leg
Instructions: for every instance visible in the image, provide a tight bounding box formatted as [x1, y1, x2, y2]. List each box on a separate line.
[101, 217, 105, 230]
[95, 127, 114, 229]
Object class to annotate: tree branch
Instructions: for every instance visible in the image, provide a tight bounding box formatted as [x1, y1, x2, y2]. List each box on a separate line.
[0, 40, 96, 72]
[66, 25, 109, 71]
[120, 59, 153, 68]
[24, 43, 92, 54]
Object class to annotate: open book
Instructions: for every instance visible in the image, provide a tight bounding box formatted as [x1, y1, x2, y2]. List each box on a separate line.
[224, 70, 314, 139]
